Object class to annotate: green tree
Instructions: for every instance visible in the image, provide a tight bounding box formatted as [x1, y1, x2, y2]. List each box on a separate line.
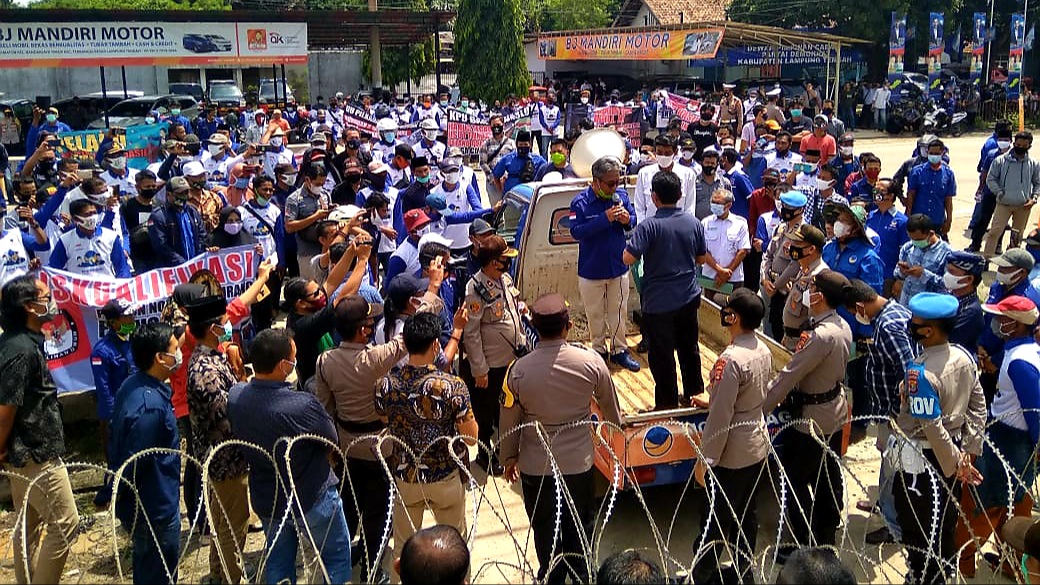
[32, 0, 229, 8]
[455, 0, 531, 102]
[362, 40, 435, 89]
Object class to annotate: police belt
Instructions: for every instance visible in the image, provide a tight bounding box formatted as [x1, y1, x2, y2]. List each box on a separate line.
[793, 383, 843, 406]
[335, 416, 386, 434]
[784, 327, 802, 339]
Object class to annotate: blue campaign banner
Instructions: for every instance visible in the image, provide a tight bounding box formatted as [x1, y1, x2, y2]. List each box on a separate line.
[724, 43, 864, 67]
[1010, 13, 1026, 100]
[56, 122, 168, 169]
[889, 13, 907, 103]
[928, 12, 945, 100]
[971, 12, 986, 86]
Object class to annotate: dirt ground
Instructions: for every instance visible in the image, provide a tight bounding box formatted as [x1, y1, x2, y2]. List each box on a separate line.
[0, 131, 1029, 584]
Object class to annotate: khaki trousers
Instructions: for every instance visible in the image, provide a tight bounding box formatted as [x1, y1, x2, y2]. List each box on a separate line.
[207, 473, 250, 584]
[984, 203, 1033, 256]
[578, 274, 630, 355]
[6, 458, 81, 584]
[393, 472, 468, 548]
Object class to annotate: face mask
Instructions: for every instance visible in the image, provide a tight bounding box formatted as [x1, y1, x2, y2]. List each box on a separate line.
[657, 155, 674, 168]
[163, 349, 183, 371]
[789, 245, 805, 261]
[396, 105, 406, 113]
[172, 194, 190, 207]
[497, 257, 514, 272]
[823, 108, 834, 116]
[998, 140, 1012, 150]
[833, 221, 852, 239]
[911, 238, 930, 249]
[75, 214, 99, 231]
[108, 157, 127, 170]
[310, 291, 328, 310]
[517, 147, 531, 157]
[214, 321, 233, 343]
[45, 113, 57, 123]
[710, 203, 727, 217]
[117, 322, 137, 337]
[702, 165, 717, 175]
[145, 116, 156, 125]
[209, 144, 227, 158]
[790, 109, 802, 118]
[138, 187, 158, 199]
[908, 322, 929, 343]
[943, 272, 970, 290]
[580, 97, 589, 104]
[681, 150, 695, 161]
[224, 221, 242, 235]
[461, 100, 470, 108]
[31, 298, 59, 323]
[855, 308, 872, 326]
[780, 208, 799, 221]
[189, 179, 207, 191]
[35, 161, 55, 176]
[802, 288, 816, 308]
[423, 129, 437, 141]
[814, 177, 833, 191]
[992, 318, 1018, 339]
[444, 171, 461, 184]
[840, 146, 854, 157]
[307, 182, 324, 195]
[346, 139, 361, 150]
[927, 154, 942, 165]
[996, 269, 1022, 285]
[440, 100, 448, 107]
[270, 136, 283, 148]
[283, 173, 298, 185]
[865, 168, 880, 180]
[1014, 146, 1030, 157]
[170, 108, 181, 116]
[380, 131, 396, 143]
[492, 125, 504, 135]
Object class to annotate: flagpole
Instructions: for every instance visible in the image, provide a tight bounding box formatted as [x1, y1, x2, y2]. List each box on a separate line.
[986, 0, 995, 87]
[1022, 0, 1029, 131]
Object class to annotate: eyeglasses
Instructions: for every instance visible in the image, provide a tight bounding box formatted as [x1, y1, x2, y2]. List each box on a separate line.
[304, 288, 324, 299]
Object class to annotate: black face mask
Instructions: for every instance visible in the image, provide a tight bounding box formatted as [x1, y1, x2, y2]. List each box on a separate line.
[702, 165, 717, 175]
[780, 208, 799, 221]
[497, 257, 513, 272]
[1014, 146, 1030, 156]
[189, 180, 206, 190]
[36, 161, 56, 176]
[517, 147, 530, 157]
[908, 322, 930, 343]
[346, 174, 362, 184]
[347, 139, 361, 150]
[789, 245, 805, 260]
[138, 188, 159, 199]
[492, 126, 504, 134]
[822, 108, 834, 116]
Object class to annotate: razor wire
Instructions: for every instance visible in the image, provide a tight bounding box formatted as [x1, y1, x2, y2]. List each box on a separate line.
[2, 409, 1040, 583]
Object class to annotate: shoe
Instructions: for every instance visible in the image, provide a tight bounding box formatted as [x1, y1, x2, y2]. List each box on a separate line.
[856, 499, 878, 513]
[865, 527, 895, 545]
[610, 351, 641, 372]
[965, 245, 981, 253]
[636, 338, 648, 353]
[598, 351, 610, 364]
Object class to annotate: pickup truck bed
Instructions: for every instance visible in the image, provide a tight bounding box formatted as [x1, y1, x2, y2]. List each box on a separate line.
[608, 334, 719, 415]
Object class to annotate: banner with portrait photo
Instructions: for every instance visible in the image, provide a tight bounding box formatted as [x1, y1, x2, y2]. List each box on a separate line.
[928, 12, 945, 99]
[971, 12, 987, 85]
[663, 91, 703, 126]
[888, 13, 907, 102]
[1010, 13, 1026, 100]
[591, 105, 643, 141]
[40, 245, 258, 394]
[55, 122, 168, 170]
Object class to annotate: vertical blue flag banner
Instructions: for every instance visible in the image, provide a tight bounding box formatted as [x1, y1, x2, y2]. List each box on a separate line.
[928, 12, 945, 100]
[971, 12, 987, 85]
[888, 12, 907, 102]
[1010, 13, 1026, 100]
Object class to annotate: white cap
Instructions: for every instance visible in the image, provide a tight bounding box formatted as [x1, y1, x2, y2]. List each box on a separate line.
[182, 161, 206, 177]
[328, 204, 361, 221]
[420, 118, 438, 131]
[766, 87, 782, 96]
[722, 83, 736, 89]
[418, 232, 453, 250]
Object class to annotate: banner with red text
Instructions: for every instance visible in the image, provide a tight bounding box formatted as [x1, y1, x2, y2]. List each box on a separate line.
[591, 105, 643, 141]
[40, 245, 258, 394]
[663, 91, 704, 125]
[445, 104, 533, 155]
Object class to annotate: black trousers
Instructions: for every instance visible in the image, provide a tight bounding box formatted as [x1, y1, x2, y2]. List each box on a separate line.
[894, 450, 960, 585]
[778, 429, 843, 547]
[643, 297, 704, 408]
[341, 457, 391, 582]
[743, 250, 762, 295]
[693, 460, 766, 585]
[847, 357, 869, 428]
[768, 293, 787, 344]
[177, 415, 207, 534]
[468, 365, 508, 459]
[250, 270, 282, 334]
[521, 470, 594, 584]
[970, 190, 999, 249]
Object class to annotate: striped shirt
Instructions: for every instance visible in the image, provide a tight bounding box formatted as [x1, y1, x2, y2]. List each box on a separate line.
[896, 238, 951, 305]
[865, 300, 917, 417]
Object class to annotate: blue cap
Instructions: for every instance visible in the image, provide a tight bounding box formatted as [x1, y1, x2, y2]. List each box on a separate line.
[780, 191, 807, 208]
[908, 292, 959, 319]
[425, 192, 450, 214]
[947, 251, 986, 277]
[386, 274, 423, 311]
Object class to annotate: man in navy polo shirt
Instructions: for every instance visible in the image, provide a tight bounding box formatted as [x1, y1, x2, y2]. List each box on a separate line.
[624, 171, 708, 409]
[570, 155, 640, 371]
[906, 138, 957, 239]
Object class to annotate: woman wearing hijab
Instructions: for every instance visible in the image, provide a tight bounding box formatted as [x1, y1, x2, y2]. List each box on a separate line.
[208, 206, 258, 250]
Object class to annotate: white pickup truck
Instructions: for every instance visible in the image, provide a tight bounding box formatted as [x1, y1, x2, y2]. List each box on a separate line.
[497, 178, 795, 489]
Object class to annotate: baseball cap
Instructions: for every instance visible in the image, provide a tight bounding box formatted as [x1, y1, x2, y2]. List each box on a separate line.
[983, 295, 1039, 325]
[787, 225, 826, 249]
[208, 133, 230, 145]
[386, 274, 424, 311]
[420, 118, 438, 131]
[328, 205, 361, 221]
[425, 192, 450, 214]
[100, 298, 137, 320]
[167, 176, 190, 194]
[813, 114, 828, 125]
[182, 161, 206, 177]
[418, 232, 453, 250]
[779, 190, 807, 208]
[447, 146, 464, 158]
[475, 234, 518, 265]
[439, 160, 461, 173]
[946, 251, 986, 277]
[335, 293, 384, 324]
[469, 218, 495, 236]
[765, 120, 781, 131]
[992, 248, 1036, 272]
[403, 209, 431, 232]
[368, 160, 390, 174]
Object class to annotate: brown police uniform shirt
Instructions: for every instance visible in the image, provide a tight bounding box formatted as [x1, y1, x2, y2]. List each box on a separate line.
[315, 339, 407, 461]
[764, 309, 852, 435]
[761, 219, 805, 292]
[500, 340, 622, 476]
[782, 257, 828, 330]
[700, 332, 773, 469]
[463, 270, 526, 378]
[894, 343, 988, 477]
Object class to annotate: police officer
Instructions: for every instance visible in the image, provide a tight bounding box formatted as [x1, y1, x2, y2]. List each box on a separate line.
[892, 292, 986, 585]
[764, 269, 853, 557]
[781, 225, 829, 350]
[500, 293, 622, 583]
[690, 289, 773, 584]
[89, 298, 138, 509]
[761, 188, 808, 342]
[463, 234, 527, 476]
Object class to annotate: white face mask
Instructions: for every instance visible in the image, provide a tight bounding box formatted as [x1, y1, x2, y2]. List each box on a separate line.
[996, 269, 1022, 285]
[108, 156, 127, 170]
[833, 221, 852, 239]
[855, 308, 872, 326]
[270, 136, 283, 147]
[580, 97, 589, 104]
[423, 129, 438, 141]
[415, 224, 433, 238]
[998, 140, 1012, 151]
[943, 271, 971, 290]
[444, 171, 461, 184]
[224, 221, 243, 235]
[283, 173, 298, 184]
[307, 182, 324, 195]
[656, 155, 674, 168]
[802, 288, 814, 308]
[814, 177, 834, 191]
[75, 214, 99, 231]
[208, 144, 224, 157]
[839, 146, 854, 157]
[681, 150, 695, 161]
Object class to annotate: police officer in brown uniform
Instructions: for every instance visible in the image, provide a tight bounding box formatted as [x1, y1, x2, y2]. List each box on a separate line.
[689, 289, 773, 584]
[892, 292, 986, 585]
[764, 269, 852, 558]
[761, 188, 808, 342]
[463, 234, 527, 476]
[500, 293, 622, 584]
[781, 225, 829, 350]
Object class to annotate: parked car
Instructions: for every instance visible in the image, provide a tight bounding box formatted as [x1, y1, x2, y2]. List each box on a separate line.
[52, 91, 144, 130]
[169, 83, 205, 104]
[736, 78, 813, 104]
[207, 80, 245, 109]
[258, 78, 295, 107]
[182, 34, 232, 53]
[86, 95, 199, 129]
[644, 76, 721, 99]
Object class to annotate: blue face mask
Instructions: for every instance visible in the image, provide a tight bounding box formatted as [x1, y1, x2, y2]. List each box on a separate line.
[235, 177, 250, 189]
[383, 131, 396, 143]
[927, 154, 942, 165]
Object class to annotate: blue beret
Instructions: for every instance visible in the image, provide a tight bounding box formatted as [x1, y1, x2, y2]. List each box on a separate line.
[946, 251, 985, 277]
[780, 191, 807, 208]
[908, 292, 959, 319]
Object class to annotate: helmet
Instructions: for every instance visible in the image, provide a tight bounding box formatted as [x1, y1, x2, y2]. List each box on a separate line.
[919, 134, 938, 147]
[374, 104, 390, 120]
[420, 118, 438, 131]
[376, 117, 399, 132]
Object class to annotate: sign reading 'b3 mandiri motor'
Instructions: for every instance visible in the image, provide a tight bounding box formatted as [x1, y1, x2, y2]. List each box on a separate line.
[0, 21, 307, 68]
[538, 28, 724, 60]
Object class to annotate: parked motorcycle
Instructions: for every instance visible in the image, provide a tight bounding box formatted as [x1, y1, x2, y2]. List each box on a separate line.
[886, 84, 926, 134]
[920, 99, 968, 137]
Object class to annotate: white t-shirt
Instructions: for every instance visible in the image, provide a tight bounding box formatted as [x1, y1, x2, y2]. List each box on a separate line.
[633, 163, 697, 220]
[701, 214, 751, 282]
[238, 201, 282, 266]
[0, 229, 30, 286]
